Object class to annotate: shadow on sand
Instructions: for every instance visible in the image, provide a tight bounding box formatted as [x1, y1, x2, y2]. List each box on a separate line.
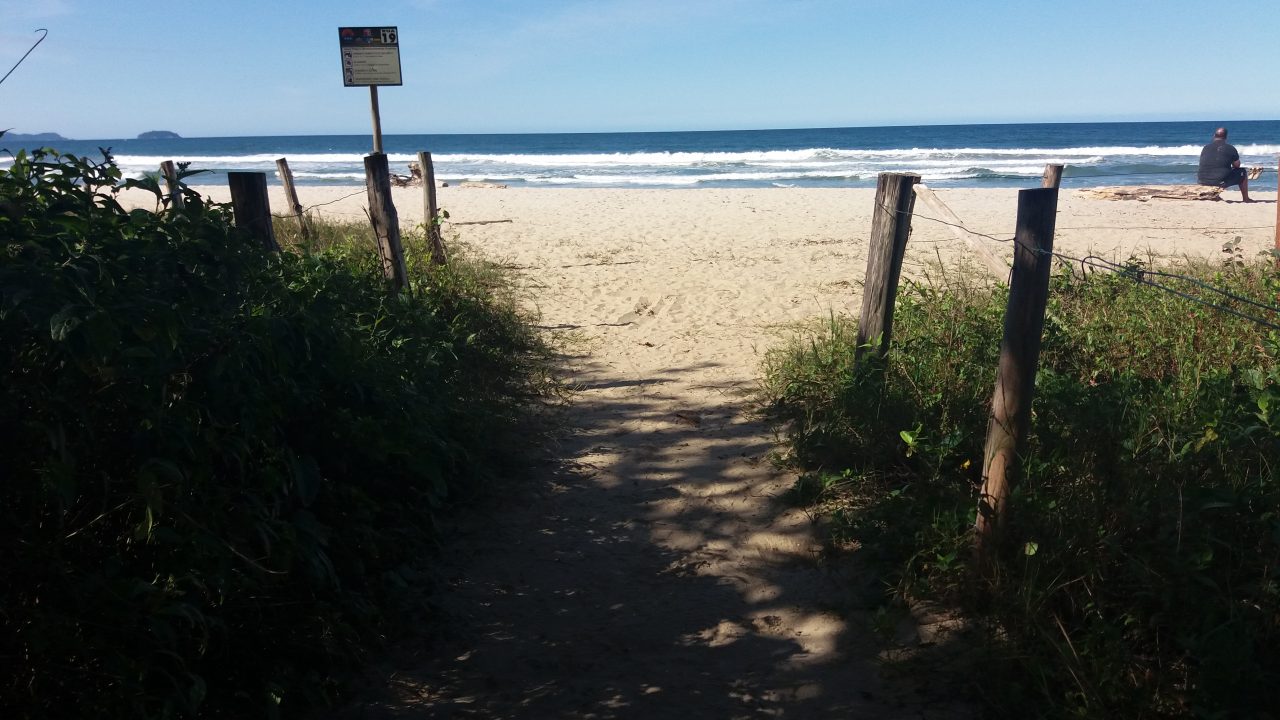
[327, 354, 966, 719]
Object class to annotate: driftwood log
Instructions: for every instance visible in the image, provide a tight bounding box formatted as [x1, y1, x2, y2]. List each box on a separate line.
[913, 184, 1008, 278]
[390, 162, 448, 188]
[1076, 185, 1224, 202]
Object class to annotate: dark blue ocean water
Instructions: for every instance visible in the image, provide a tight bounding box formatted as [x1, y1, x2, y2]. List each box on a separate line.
[7, 120, 1279, 190]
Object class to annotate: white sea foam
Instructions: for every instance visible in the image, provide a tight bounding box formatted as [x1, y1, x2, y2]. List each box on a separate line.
[425, 145, 1280, 166]
[111, 153, 421, 165]
[291, 172, 371, 180]
[105, 144, 1280, 173]
[460, 164, 1051, 187]
[93, 141, 1279, 189]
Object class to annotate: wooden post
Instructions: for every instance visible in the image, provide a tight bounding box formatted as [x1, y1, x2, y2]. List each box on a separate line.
[417, 151, 448, 265]
[370, 86, 384, 154]
[159, 160, 184, 210]
[364, 153, 409, 292]
[974, 187, 1058, 568]
[1042, 163, 1064, 189]
[275, 157, 311, 241]
[1274, 155, 1279, 266]
[856, 172, 921, 361]
[227, 171, 279, 252]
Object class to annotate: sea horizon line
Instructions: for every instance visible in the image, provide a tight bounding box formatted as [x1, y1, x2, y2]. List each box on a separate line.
[19, 118, 1280, 143]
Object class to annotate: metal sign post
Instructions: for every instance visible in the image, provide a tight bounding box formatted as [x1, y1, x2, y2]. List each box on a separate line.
[338, 26, 402, 154]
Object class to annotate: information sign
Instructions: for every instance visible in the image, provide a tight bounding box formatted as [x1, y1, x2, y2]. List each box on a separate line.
[338, 26, 402, 87]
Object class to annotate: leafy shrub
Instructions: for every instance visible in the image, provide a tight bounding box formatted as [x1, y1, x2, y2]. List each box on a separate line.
[1, 149, 552, 718]
[763, 263, 1280, 718]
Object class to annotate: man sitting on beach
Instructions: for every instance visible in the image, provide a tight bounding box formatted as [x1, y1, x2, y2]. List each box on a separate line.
[1197, 127, 1253, 202]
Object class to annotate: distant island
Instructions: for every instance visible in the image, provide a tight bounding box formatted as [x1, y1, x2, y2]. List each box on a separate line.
[2, 131, 68, 142]
[138, 130, 181, 140]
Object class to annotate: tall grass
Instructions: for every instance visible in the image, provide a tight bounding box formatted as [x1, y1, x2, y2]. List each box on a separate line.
[762, 259, 1280, 718]
[1, 149, 556, 718]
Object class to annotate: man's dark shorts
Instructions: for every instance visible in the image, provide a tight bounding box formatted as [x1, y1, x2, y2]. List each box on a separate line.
[1215, 167, 1248, 188]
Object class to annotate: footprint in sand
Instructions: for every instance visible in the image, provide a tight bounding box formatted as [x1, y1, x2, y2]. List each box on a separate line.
[666, 295, 686, 319]
[617, 295, 688, 326]
[617, 296, 652, 325]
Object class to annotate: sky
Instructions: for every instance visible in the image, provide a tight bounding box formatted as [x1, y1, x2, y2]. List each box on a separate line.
[1, 0, 1278, 139]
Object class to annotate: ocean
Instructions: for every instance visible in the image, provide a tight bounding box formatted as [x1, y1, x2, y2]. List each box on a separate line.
[6, 121, 1279, 190]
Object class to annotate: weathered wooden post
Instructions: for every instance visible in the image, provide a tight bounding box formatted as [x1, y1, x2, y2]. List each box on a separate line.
[1042, 163, 1064, 189]
[275, 157, 311, 241]
[974, 187, 1058, 569]
[1273, 156, 1279, 267]
[364, 153, 409, 292]
[159, 160, 185, 210]
[370, 86, 384, 154]
[227, 171, 279, 252]
[856, 172, 921, 362]
[417, 151, 448, 265]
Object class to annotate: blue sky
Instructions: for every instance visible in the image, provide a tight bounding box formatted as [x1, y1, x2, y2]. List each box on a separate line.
[2, 0, 1278, 139]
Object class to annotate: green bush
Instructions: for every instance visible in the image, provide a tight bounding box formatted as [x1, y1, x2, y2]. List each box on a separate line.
[763, 263, 1280, 718]
[1, 149, 552, 718]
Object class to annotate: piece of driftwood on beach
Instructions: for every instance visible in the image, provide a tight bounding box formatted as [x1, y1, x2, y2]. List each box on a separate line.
[1076, 185, 1224, 202]
[914, 184, 1009, 278]
[390, 161, 449, 188]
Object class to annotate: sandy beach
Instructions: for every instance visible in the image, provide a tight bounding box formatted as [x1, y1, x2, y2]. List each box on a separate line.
[139, 184, 1280, 359]
[123, 185, 1277, 716]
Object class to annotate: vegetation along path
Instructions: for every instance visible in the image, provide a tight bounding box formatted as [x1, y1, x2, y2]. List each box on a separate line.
[336, 189, 976, 719]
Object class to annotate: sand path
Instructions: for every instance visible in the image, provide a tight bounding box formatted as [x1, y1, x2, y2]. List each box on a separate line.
[157, 185, 1275, 719]
[320, 188, 963, 718]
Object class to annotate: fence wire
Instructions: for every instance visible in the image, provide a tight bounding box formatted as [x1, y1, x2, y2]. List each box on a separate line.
[270, 188, 367, 220]
[884, 192, 1280, 333]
